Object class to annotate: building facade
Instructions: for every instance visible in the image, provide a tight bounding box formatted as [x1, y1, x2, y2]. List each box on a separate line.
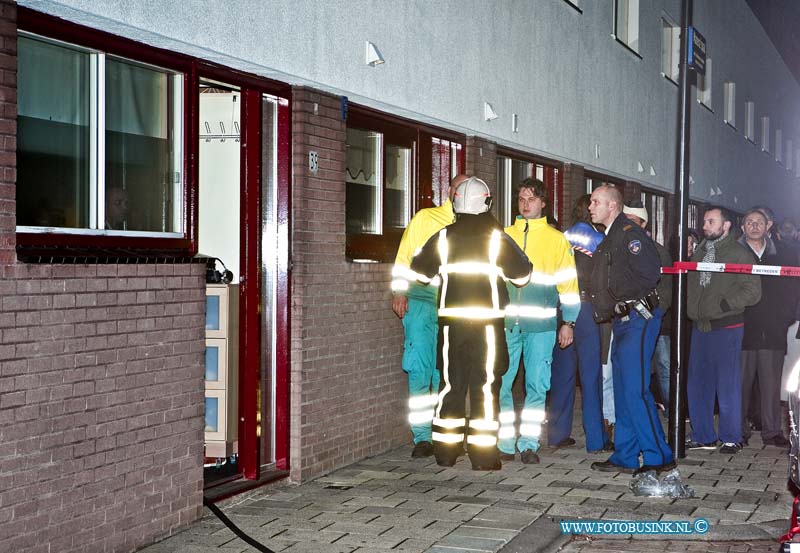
[3, 1, 800, 551]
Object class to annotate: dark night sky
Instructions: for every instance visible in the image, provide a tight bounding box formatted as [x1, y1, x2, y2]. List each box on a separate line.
[746, 0, 800, 86]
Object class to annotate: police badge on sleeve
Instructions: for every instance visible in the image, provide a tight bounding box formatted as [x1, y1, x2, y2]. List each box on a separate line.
[628, 240, 641, 255]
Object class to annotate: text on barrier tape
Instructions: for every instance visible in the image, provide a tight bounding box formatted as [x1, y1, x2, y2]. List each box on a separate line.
[662, 261, 800, 277]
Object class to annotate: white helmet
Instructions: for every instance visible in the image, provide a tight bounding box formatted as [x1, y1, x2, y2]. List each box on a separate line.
[453, 177, 492, 215]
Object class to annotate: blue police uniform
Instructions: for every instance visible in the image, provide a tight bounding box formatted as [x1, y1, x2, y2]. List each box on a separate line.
[589, 214, 674, 472]
[548, 221, 608, 452]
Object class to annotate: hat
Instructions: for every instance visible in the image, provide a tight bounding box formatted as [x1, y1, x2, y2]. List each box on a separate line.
[453, 177, 492, 215]
[623, 205, 649, 224]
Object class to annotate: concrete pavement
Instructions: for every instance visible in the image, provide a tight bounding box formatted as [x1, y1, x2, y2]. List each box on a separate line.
[138, 418, 794, 553]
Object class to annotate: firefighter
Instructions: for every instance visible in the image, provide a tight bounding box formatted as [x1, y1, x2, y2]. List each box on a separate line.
[391, 174, 468, 458]
[411, 177, 532, 470]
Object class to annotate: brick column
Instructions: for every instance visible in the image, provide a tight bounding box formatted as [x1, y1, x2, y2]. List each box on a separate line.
[0, 0, 15, 265]
[465, 136, 497, 196]
[290, 87, 407, 481]
[561, 163, 585, 226]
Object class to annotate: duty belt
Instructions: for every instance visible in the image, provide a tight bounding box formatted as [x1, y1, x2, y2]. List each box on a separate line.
[614, 290, 659, 321]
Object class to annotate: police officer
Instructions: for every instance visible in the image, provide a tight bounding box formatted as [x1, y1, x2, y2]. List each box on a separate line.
[411, 177, 532, 470]
[587, 185, 674, 475]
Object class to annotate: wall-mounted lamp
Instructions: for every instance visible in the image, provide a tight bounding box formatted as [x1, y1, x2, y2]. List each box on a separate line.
[511, 113, 519, 133]
[365, 41, 385, 66]
[484, 102, 498, 121]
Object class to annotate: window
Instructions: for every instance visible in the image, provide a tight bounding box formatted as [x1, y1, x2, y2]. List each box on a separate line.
[723, 82, 735, 127]
[561, 0, 582, 11]
[497, 152, 561, 227]
[640, 189, 667, 247]
[761, 116, 770, 152]
[345, 107, 464, 261]
[661, 16, 680, 82]
[431, 138, 463, 207]
[614, 0, 640, 53]
[697, 57, 712, 108]
[17, 34, 184, 236]
[776, 129, 783, 163]
[796, 149, 800, 178]
[788, 140, 793, 172]
[744, 101, 755, 142]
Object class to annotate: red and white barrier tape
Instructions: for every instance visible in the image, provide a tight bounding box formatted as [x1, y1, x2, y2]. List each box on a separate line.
[662, 261, 800, 277]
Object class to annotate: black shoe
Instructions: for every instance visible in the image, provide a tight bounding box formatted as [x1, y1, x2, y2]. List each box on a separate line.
[719, 442, 742, 454]
[411, 441, 434, 458]
[588, 441, 614, 454]
[472, 460, 502, 471]
[633, 460, 677, 476]
[552, 437, 576, 449]
[686, 440, 718, 450]
[590, 459, 635, 474]
[435, 456, 456, 467]
[520, 449, 540, 464]
[498, 452, 515, 461]
[750, 419, 763, 432]
[764, 435, 790, 447]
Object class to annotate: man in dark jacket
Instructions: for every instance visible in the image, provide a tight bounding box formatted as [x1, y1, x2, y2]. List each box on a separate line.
[411, 177, 532, 470]
[739, 207, 799, 447]
[686, 206, 761, 454]
[587, 185, 674, 476]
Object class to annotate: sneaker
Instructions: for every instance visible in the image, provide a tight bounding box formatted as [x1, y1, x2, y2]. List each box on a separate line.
[520, 449, 540, 464]
[411, 441, 434, 458]
[719, 442, 742, 454]
[764, 435, 790, 447]
[686, 440, 718, 450]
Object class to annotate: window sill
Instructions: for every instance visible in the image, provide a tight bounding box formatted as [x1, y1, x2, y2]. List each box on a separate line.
[661, 73, 679, 86]
[16, 231, 195, 262]
[560, 0, 582, 14]
[346, 230, 402, 264]
[696, 99, 713, 114]
[724, 120, 737, 131]
[611, 35, 643, 60]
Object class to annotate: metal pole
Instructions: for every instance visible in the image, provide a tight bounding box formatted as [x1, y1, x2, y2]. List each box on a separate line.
[669, 0, 693, 458]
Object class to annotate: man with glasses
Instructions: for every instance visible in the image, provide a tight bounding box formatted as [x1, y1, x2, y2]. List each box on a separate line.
[738, 207, 799, 447]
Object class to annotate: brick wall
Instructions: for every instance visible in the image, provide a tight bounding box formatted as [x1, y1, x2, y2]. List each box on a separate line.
[0, 263, 207, 553]
[289, 87, 407, 481]
[0, 4, 206, 551]
[466, 136, 497, 199]
[0, 0, 14, 265]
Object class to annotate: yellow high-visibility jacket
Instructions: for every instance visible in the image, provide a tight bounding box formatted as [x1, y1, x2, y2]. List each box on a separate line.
[504, 216, 580, 332]
[392, 200, 454, 303]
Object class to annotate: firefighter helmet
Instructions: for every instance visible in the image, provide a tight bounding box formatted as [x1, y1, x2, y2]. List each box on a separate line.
[453, 177, 492, 215]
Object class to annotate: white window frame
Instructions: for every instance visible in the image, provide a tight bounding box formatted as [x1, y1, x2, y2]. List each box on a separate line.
[16, 32, 185, 238]
[697, 57, 713, 109]
[761, 116, 770, 152]
[660, 16, 680, 83]
[744, 101, 755, 143]
[788, 140, 793, 172]
[613, 0, 640, 53]
[723, 82, 736, 128]
[776, 129, 783, 164]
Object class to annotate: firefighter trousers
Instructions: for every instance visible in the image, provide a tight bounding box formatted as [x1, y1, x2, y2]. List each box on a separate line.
[433, 319, 508, 468]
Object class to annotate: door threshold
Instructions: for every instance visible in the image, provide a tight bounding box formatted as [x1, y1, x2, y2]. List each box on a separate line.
[203, 468, 289, 502]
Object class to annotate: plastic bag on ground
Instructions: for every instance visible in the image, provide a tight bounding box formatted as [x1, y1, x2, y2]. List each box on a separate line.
[629, 468, 695, 498]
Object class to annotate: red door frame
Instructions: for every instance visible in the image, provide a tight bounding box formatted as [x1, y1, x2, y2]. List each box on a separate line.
[191, 66, 292, 481]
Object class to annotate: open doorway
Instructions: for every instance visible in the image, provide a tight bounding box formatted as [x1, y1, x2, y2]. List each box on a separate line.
[198, 75, 290, 492]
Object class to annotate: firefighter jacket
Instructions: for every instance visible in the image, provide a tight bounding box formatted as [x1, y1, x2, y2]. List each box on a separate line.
[590, 213, 661, 322]
[391, 200, 455, 304]
[504, 216, 580, 333]
[410, 212, 532, 323]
